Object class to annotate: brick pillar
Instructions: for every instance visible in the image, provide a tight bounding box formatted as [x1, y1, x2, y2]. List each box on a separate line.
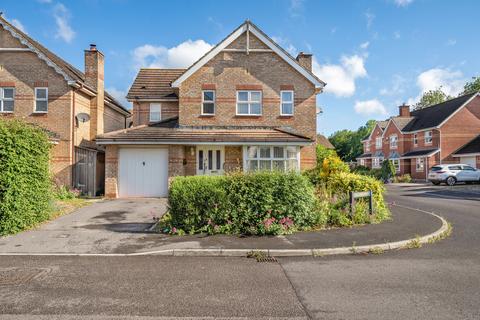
[105, 145, 118, 198]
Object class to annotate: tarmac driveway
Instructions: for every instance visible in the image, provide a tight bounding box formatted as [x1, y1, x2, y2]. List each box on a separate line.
[0, 198, 167, 254]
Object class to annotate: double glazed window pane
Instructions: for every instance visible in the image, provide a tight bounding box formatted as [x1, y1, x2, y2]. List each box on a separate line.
[238, 91, 248, 102]
[1, 88, 15, 112]
[250, 91, 261, 102]
[3, 88, 14, 99]
[203, 103, 214, 114]
[259, 147, 270, 158]
[35, 100, 48, 112]
[202, 91, 215, 114]
[246, 146, 298, 172]
[237, 103, 249, 114]
[281, 91, 293, 115]
[237, 91, 262, 115]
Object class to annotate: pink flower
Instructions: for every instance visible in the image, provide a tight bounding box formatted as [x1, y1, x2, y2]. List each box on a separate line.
[172, 227, 177, 234]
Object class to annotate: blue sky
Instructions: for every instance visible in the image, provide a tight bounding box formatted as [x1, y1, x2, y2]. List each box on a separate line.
[1, 0, 478, 135]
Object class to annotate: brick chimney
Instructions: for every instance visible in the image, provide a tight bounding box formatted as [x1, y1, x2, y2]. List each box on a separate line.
[296, 52, 312, 72]
[84, 44, 105, 139]
[399, 103, 410, 117]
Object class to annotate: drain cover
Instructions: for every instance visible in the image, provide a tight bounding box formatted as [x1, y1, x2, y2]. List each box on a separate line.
[0, 268, 51, 285]
[256, 256, 278, 263]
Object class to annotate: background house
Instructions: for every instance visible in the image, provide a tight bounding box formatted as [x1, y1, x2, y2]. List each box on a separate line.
[0, 16, 131, 196]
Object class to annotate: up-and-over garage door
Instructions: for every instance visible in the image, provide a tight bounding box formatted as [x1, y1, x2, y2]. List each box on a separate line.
[118, 148, 169, 197]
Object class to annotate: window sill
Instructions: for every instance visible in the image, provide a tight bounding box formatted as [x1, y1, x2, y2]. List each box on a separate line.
[199, 114, 215, 117]
[32, 112, 48, 115]
[278, 115, 294, 118]
[0, 111, 14, 114]
[235, 114, 262, 118]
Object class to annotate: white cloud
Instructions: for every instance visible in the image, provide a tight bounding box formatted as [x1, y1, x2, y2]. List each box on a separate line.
[394, 0, 414, 7]
[289, 0, 304, 17]
[380, 74, 408, 96]
[11, 19, 26, 33]
[354, 99, 387, 115]
[313, 54, 367, 97]
[53, 3, 75, 43]
[106, 87, 130, 109]
[360, 41, 369, 50]
[132, 39, 213, 69]
[365, 10, 375, 29]
[417, 68, 465, 97]
[446, 39, 457, 46]
[272, 36, 297, 56]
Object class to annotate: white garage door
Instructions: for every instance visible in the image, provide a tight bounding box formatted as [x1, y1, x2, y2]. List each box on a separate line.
[461, 156, 477, 169]
[119, 148, 169, 197]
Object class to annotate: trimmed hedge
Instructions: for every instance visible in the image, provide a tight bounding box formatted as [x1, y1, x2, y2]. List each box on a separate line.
[167, 171, 318, 235]
[0, 119, 53, 235]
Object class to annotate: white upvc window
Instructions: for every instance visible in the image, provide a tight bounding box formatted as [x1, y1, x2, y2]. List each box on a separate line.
[359, 159, 365, 166]
[280, 90, 294, 115]
[375, 137, 382, 148]
[365, 141, 370, 152]
[244, 145, 299, 172]
[202, 90, 215, 115]
[413, 133, 418, 146]
[372, 157, 383, 168]
[236, 91, 262, 115]
[424, 130, 433, 144]
[392, 159, 400, 172]
[34, 87, 48, 113]
[0, 87, 15, 113]
[416, 158, 425, 172]
[390, 135, 398, 149]
[149, 103, 161, 122]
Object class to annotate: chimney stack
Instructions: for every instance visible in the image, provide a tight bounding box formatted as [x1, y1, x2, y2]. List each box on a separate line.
[296, 52, 312, 72]
[84, 44, 105, 138]
[399, 103, 410, 117]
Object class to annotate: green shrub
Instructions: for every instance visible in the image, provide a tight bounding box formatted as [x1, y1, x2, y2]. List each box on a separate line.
[54, 185, 81, 200]
[394, 174, 412, 183]
[166, 171, 317, 235]
[381, 160, 396, 182]
[0, 119, 53, 235]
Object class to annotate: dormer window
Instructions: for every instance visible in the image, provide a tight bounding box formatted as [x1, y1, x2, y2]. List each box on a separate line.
[149, 103, 161, 122]
[0, 87, 14, 113]
[202, 90, 215, 115]
[237, 91, 262, 115]
[280, 90, 294, 115]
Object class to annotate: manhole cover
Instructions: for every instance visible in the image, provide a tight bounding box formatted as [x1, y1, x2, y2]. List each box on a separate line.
[0, 268, 51, 285]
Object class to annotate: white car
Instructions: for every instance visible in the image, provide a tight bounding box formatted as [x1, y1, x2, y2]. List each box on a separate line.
[428, 164, 480, 186]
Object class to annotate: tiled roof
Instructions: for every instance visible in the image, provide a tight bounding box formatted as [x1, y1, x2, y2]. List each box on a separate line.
[402, 93, 477, 132]
[0, 15, 129, 113]
[357, 153, 372, 159]
[317, 134, 334, 149]
[391, 117, 414, 130]
[127, 69, 185, 100]
[401, 148, 439, 158]
[453, 135, 480, 155]
[378, 121, 389, 129]
[97, 117, 313, 144]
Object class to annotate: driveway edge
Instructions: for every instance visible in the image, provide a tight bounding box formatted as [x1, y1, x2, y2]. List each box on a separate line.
[0, 204, 449, 257]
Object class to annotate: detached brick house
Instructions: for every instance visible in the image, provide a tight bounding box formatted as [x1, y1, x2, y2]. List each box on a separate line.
[358, 92, 480, 180]
[97, 21, 325, 198]
[0, 16, 131, 196]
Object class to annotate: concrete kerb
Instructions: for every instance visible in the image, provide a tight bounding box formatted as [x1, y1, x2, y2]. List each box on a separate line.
[0, 204, 449, 257]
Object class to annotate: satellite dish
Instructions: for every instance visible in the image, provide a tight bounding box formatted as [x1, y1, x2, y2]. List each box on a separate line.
[76, 113, 90, 123]
[316, 106, 323, 114]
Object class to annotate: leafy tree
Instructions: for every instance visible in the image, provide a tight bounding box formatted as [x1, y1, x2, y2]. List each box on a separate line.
[329, 120, 376, 162]
[462, 77, 480, 95]
[380, 160, 396, 182]
[414, 88, 451, 110]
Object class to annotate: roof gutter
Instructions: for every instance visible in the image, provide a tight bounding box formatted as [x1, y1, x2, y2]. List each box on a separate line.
[96, 140, 312, 146]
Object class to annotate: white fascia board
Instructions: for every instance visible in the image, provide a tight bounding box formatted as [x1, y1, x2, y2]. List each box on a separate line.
[127, 98, 179, 102]
[96, 140, 312, 146]
[452, 152, 480, 157]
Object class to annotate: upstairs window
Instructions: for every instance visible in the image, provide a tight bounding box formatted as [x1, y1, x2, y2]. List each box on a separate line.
[365, 141, 370, 152]
[202, 90, 215, 115]
[149, 103, 161, 122]
[413, 133, 418, 146]
[424, 131, 433, 144]
[375, 137, 382, 148]
[280, 90, 294, 115]
[34, 88, 48, 113]
[390, 135, 398, 149]
[0, 87, 14, 113]
[237, 91, 262, 115]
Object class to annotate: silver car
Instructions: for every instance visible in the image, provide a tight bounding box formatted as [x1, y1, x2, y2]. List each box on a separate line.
[428, 164, 480, 186]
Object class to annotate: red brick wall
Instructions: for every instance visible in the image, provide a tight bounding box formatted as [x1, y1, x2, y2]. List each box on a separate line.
[132, 101, 179, 126]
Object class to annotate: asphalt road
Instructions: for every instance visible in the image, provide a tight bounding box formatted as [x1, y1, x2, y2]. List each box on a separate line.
[1, 184, 479, 319]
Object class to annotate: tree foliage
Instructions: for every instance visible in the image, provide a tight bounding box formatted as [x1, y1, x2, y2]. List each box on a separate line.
[414, 88, 451, 110]
[462, 77, 480, 95]
[329, 120, 376, 162]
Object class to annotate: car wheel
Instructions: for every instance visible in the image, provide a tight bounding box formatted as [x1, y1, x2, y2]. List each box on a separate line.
[432, 181, 441, 186]
[446, 176, 456, 186]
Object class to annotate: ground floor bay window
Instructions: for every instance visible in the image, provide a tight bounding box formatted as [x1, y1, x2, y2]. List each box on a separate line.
[391, 159, 400, 172]
[243, 145, 300, 172]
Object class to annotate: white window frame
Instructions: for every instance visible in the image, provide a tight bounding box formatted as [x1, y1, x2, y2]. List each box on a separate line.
[149, 103, 161, 122]
[365, 141, 370, 152]
[280, 90, 294, 116]
[236, 90, 262, 116]
[0, 87, 15, 113]
[201, 90, 215, 115]
[372, 157, 383, 169]
[392, 159, 400, 172]
[390, 135, 398, 149]
[243, 145, 300, 172]
[34, 87, 48, 113]
[424, 130, 433, 145]
[359, 159, 365, 166]
[416, 158, 425, 172]
[375, 137, 382, 149]
[413, 133, 418, 146]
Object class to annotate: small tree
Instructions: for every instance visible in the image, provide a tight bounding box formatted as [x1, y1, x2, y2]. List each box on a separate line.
[462, 77, 480, 95]
[380, 160, 396, 182]
[414, 88, 451, 110]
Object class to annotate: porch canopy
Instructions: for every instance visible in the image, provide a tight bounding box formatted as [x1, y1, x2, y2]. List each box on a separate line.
[400, 148, 439, 159]
[96, 117, 313, 146]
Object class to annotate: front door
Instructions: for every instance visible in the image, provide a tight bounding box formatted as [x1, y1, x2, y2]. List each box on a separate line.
[197, 146, 224, 175]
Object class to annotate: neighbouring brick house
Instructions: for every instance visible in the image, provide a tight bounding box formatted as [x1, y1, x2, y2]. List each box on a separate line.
[0, 16, 131, 196]
[357, 92, 480, 180]
[97, 20, 325, 198]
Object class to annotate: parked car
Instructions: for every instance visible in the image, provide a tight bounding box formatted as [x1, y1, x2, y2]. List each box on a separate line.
[428, 164, 480, 186]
